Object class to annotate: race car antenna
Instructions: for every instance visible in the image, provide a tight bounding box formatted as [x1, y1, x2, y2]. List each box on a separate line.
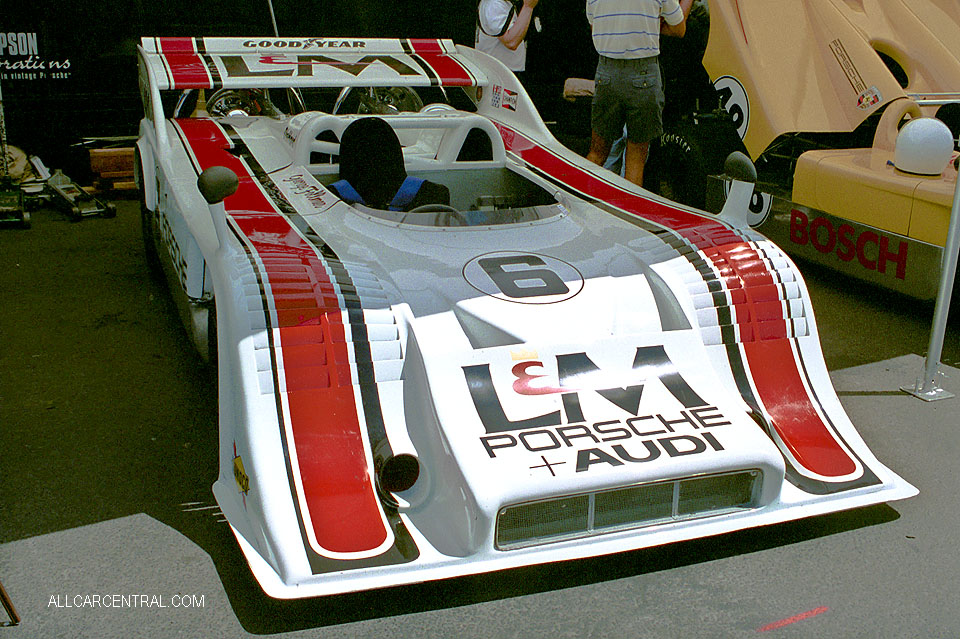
[266, 0, 280, 37]
[264, 0, 306, 113]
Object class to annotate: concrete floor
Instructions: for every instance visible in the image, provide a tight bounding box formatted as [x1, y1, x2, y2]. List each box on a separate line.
[1, 200, 958, 637]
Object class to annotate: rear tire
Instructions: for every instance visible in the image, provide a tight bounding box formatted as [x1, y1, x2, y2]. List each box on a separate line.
[207, 300, 218, 368]
[137, 154, 163, 279]
[643, 131, 707, 209]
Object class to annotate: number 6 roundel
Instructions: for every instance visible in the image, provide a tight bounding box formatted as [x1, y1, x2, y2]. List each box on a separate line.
[463, 251, 584, 304]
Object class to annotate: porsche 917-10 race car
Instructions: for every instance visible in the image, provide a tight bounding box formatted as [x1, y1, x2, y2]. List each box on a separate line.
[135, 36, 916, 598]
[643, 0, 960, 302]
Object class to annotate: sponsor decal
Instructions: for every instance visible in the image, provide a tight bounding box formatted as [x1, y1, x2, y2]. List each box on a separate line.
[500, 87, 518, 111]
[220, 54, 420, 80]
[829, 38, 873, 107]
[277, 169, 336, 213]
[242, 39, 366, 49]
[157, 206, 189, 291]
[789, 208, 908, 280]
[489, 84, 519, 111]
[480, 407, 729, 474]
[857, 86, 881, 109]
[463, 251, 584, 304]
[464, 346, 731, 474]
[233, 442, 249, 508]
[713, 75, 749, 140]
[0, 31, 71, 81]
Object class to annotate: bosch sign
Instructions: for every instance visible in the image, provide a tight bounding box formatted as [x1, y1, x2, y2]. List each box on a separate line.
[789, 209, 908, 280]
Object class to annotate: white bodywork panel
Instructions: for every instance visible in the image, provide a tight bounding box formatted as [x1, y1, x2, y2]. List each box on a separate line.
[136, 36, 917, 598]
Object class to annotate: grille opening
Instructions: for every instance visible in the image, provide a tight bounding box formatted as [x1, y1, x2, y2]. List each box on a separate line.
[593, 482, 674, 529]
[677, 472, 757, 515]
[497, 495, 589, 549]
[496, 470, 762, 550]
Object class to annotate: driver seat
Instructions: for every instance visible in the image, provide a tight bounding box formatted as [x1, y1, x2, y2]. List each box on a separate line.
[329, 117, 450, 211]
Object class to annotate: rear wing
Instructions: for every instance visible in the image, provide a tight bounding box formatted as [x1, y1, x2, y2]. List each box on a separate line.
[138, 37, 487, 91]
[138, 36, 492, 154]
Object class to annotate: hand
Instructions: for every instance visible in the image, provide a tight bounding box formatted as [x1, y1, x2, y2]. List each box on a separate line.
[523, 0, 539, 9]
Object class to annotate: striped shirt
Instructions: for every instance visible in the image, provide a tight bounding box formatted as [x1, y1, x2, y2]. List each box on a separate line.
[586, 0, 683, 59]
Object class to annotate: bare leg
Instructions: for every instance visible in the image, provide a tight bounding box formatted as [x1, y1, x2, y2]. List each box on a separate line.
[586, 129, 613, 166]
[624, 139, 650, 186]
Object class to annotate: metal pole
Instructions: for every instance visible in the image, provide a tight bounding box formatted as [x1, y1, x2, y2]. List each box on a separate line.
[265, 1, 307, 114]
[903, 161, 960, 401]
[267, 0, 280, 37]
[0, 80, 9, 179]
[0, 579, 19, 626]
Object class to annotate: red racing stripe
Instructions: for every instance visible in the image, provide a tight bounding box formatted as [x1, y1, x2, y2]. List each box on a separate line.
[703, 243, 855, 476]
[157, 37, 213, 89]
[743, 340, 856, 475]
[496, 123, 858, 479]
[174, 118, 390, 555]
[408, 39, 474, 86]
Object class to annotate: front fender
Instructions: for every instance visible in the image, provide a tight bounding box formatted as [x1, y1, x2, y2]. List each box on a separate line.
[135, 135, 158, 211]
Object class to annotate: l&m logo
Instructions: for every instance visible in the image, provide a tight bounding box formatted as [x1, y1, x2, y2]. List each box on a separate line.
[462, 347, 732, 473]
[463, 345, 707, 435]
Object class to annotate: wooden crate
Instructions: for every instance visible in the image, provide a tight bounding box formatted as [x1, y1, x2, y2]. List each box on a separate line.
[89, 148, 136, 192]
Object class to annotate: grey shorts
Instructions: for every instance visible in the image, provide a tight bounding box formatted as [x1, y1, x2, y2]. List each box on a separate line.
[591, 55, 664, 144]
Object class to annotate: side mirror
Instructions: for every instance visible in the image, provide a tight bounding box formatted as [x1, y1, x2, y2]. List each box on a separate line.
[723, 151, 757, 183]
[197, 166, 239, 204]
[198, 166, 239, 249]
[718, 151, 757, 228]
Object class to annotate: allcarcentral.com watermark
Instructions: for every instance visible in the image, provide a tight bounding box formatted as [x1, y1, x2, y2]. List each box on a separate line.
[47, 594, 205, 609]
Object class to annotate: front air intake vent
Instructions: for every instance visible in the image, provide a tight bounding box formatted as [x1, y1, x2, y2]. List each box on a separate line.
[495, 470, 762, 550]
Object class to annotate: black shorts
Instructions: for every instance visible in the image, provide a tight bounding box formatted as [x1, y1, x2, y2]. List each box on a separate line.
[591, 55, 664, 144]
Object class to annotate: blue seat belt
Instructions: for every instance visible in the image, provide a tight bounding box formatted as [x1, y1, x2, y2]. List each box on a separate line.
[331, 177, 424, 211]
[329, 179, 366, 205]
[388, 176, 425, 211]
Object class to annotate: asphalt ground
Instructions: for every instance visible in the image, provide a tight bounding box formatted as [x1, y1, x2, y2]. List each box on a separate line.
[1, 199, 959, 638]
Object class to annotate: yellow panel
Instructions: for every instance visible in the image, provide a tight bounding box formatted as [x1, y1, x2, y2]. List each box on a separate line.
[908, 200, 949, 245]
[702, 0, 907, 158]
[791, 153, 820, 207]
[908, 176, 955, 245]
[792, 149, 915, 236]
[703, 0, 960, 157]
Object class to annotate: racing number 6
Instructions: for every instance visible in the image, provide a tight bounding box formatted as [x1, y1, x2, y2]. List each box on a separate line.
[479, 255, 569, 299]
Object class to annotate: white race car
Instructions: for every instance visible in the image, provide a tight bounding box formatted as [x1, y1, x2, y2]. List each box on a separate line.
[135, 36, 916, 599]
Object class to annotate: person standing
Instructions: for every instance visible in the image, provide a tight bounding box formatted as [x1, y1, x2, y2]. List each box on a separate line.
[476, 0, 541, 73]
[585, 0, 693, 186]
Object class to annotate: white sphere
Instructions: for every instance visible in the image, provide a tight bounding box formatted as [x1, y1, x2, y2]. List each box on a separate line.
[894, 117, 955, 176]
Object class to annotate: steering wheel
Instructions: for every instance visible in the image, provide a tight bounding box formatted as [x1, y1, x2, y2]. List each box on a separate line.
[407, 204, 470, 226]
[333, 86, 424, 115]
[207, 88, 281, 117]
